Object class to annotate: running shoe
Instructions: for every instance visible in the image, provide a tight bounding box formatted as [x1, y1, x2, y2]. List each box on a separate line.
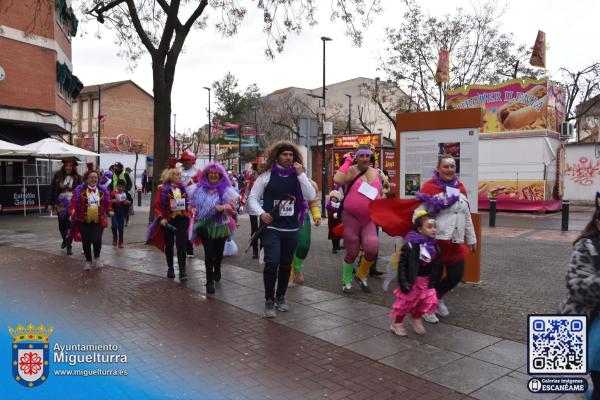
[354, 276, 371, 293]
[411, 318, 426, 335]
[264, 300, 276, 318]
[274, 297, 290, 312]
[436, 299, 449, 317]
[422, 313, 439, 324]
[390, 323, 407, 337]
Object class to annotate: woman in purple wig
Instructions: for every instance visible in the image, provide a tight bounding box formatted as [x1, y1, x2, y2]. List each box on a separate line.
[189, 163, 239, 294]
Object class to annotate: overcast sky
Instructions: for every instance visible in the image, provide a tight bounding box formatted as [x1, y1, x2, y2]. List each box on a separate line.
[71, 0, 600, 133]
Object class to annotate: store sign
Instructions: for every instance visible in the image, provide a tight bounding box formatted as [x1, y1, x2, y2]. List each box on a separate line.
[334, 134, 381, 148]
[0, 185, 49, 211]
[447, 78, 566, 133]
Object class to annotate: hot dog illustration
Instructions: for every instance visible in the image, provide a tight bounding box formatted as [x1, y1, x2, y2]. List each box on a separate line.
[497, 85, 547, 130]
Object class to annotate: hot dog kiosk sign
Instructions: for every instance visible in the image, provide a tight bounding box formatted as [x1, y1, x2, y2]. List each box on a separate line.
[447, 78, 566, 133]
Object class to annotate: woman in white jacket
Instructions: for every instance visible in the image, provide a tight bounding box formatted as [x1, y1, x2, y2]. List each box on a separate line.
[414, 155, 477, 323]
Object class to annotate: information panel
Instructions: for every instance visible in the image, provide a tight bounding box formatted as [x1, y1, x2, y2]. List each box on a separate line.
[399, 128, 479, 212]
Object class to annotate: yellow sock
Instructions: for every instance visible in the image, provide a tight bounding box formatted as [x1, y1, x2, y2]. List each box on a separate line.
[357, 258, 374, 280]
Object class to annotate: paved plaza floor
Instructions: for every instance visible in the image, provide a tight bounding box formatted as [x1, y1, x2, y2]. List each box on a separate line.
[0, 203, 591, 399]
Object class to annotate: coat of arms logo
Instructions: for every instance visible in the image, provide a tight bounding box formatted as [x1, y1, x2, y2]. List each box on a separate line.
[9, 323, 53, 388]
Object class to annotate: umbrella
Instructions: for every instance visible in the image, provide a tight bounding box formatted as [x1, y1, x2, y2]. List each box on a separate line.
[23, 138, 98, 158]
[23, 138, 98, 215]
[0, 140, 33, 156]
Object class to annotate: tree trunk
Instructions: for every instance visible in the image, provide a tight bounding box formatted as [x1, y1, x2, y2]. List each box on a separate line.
[148, 64, 172, 223]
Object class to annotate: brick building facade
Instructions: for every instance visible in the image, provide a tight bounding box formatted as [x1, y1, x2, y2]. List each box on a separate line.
[0, 0, 81, 144]
[73, 80, 154, 157]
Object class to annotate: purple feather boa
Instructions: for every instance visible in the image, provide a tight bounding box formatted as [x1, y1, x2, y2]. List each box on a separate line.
[146, 181, 188, 243]
[415, 192, 459, 216]
[415, 170, 461, 215]
[159, 181, 189, 211]
[72, 183, 110, 217]
[271, 165, 308, 225]
[405, 231, 437, 259]
[432, 169, 458, 192]
[57, 195, 70, 219]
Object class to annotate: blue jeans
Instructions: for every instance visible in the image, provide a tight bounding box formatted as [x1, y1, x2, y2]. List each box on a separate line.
[261, 228, 298, 301]
[111, 208, 126, 243]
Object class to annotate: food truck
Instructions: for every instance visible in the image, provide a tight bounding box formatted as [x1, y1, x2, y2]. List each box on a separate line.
[447, 78, 567, 211]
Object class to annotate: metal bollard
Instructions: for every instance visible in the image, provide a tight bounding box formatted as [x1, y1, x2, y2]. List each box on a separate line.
[489, 197, 496, 227]
[137, 190, 142, 207]
[561, 199, 570, 231]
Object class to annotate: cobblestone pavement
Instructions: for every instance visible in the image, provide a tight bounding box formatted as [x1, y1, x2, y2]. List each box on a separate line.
[0, 205, 588, 399]
[0, 204, 587, 344]
[2, 246, 469, 400]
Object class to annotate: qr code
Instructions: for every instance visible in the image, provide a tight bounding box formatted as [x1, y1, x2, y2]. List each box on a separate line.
[528, 315, 587, 374]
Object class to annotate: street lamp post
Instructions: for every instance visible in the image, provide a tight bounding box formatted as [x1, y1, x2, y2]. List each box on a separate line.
[203, 87, 212, 162]
[173, 113, 177, 157]
[253, 107, 259, 158]
[320, 36, 332, 215]
[345, 94, 352, 134]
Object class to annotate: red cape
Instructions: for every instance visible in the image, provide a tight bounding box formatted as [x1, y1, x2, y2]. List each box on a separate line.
[369, 179, 467, 237]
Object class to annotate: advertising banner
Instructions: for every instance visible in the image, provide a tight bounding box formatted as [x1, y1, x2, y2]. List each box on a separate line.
[383, 150, 397, 191]
[478, 180, 546, 202]
[446, 78, 566, 133]
[333, 134, 381, 148]
[0, 185, 48, 211]
[332, 149, 381, 171]
[399, 128, 479, 212]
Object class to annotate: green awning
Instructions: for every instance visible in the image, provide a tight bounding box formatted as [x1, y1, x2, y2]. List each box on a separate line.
[55, 61, 84, 99]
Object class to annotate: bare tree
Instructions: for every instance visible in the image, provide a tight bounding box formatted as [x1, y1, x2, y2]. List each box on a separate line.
[560, 63, 600, 122]
[380, 1, 540, 111]
[356, 79, 412, 132]
[17, 0, 386, 221]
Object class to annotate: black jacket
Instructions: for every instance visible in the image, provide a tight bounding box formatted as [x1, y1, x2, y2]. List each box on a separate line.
[398, 242, 443, 293]
[47, 171, 81, 207]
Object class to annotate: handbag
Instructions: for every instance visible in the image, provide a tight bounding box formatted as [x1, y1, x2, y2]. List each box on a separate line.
[337, 169, 367, 220]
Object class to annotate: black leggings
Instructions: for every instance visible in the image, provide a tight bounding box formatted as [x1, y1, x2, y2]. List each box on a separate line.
[250, 215, 259, 255]
[163, 216, 189, 270]
[201, 235, 226, 284]
[436, 260, 465, 298]
[80, 222, 103, 262]
[58, 215, 72, 246]
[592, 371, 600, 400]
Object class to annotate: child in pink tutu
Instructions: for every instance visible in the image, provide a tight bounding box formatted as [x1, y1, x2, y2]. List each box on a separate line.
[390, 211, 442, 336]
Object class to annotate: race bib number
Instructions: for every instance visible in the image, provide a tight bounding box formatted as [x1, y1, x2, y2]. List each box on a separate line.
[87, 191, 100, 206]
[446, 186, 460, 197]
[117, 193, 127, 202]
[274, 200, 294, 217]
[358, 181, 378, 200]
[170, 198, 186, 212]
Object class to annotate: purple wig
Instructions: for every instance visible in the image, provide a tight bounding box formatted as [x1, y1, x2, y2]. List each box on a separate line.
[198, 163, 233, 198]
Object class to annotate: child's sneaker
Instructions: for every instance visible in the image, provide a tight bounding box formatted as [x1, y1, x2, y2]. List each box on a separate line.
[93, 258, 103, 269]
[411, 318, 426, 335]
[422, 313, 439, 324]
[118, 242, 125, 248]
[84, 261, 92, 271]
[112, 240, 117, 247]
[390, 322, 407, 337]
[436, 299, 449, 317]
